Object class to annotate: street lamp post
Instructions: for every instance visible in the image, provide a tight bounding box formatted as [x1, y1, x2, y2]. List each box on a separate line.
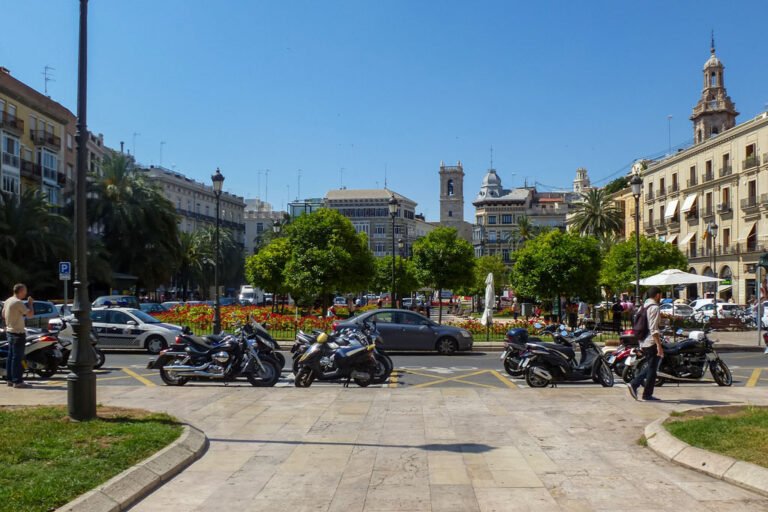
[211, 169, 224, 334]
[631, 174, 643, 307]
[709, 221, 719, 318]
[388, 195, 399, 308]
[68, 0, 96, 421]
[397, 237, 404, 307]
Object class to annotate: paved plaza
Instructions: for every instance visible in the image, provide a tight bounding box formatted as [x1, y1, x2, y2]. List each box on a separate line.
[4, 382, 768, 511]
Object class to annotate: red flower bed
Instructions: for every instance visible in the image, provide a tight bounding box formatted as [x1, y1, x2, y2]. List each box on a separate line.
[153, 304, 334, 334]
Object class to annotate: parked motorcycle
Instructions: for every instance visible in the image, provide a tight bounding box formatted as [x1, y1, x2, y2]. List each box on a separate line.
[500, 323, 558, 377]
[520, 329, 614, 388]
[240, 319, 285, 370]
[606, 329, 637, 378]
[0, 328, 60, 379]
[626, 327, 731, 386]
[294, 330, 379, 388]
[147, 325, 281, 387]
[54, 319, 105, 370]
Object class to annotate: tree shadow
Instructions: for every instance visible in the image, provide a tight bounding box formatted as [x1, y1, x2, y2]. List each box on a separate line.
[207, 438, 495, 453]
[662, 399, 740, 407]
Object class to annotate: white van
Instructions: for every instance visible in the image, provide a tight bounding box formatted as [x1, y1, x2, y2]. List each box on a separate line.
[239, 285, 264, 305]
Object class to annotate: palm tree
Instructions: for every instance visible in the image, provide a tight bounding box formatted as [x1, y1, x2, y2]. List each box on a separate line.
[192, 225, 244, 298]
[570, 188, 623, 238]
[176, 231, 204, 300]
[509, 215, 538, 251]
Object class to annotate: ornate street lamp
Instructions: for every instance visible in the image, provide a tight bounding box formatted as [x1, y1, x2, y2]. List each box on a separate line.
[398, 238, 404, 308]
[631, 174, 643, 307]
[388, 195, 399, 308]
[211, 168, 224, 334]
[68, 0, 96, 421]
[272, 219, 281, 234]
[708, 221, 719, 317]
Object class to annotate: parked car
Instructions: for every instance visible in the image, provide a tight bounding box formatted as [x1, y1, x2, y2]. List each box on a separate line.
[659, 303, 694, 319]
[140, 303, 169, 314]
[332, 308, 473, 354]
[689, 298, 725, 311]
[694, 303, 741, 319]
[161, 301, 183, 310]
[89, 307, 181, 353]
[333, 296, 347, 306]
[402, 298, 423, 309]
[93, 295, 140, 309]
[55, 304, 72, 316]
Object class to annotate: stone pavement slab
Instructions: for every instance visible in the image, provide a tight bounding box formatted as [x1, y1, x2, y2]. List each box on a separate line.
[3, 384, 768, 511]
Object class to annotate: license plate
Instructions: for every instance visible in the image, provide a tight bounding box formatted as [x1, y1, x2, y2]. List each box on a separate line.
[608, 355, 616, 364]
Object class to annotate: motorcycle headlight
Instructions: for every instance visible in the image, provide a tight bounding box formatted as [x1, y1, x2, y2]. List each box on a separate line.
[261, 339, 275, 350]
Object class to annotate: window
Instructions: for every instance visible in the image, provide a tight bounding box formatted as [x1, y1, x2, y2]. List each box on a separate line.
[647, 182, 652, 195]
[67, 133, 72, 150]
[42, 185, 58, 205]
[90, 310, 108, 323]
[447, 179, 454, 196]
[672, 174, 677, 190]
[502, 249, 510, 262]
[196, 203, 201, 214]
[256, 222, 264, 234]
[394, 225, 402, 235]
[66, 164, 73, 180]
[689, 165, 696, 183]
[448, 210, 452, 217]
[749, 180, 757, 201]
[375, 243, 385, 252]
[107, 311, 132, 325]
[722, 188, 730, 206]
[488, 216, 497, 225]
[2, 175, 19, 194]
[400, 312, 428, 325]
[706, 160, 712, 177]
[372, 312, 394, 323]
[722, 153, 730, 171]
[41, 150, 57, 181]
[502, 214, 512, 224]
[488, 231, 497, 242]
[476, 216, 483, 225]
[659, 177, 665, 192]
[374, 225, 386, 235]
[205, 205, 210, 216]
[723, 228, 730, 248]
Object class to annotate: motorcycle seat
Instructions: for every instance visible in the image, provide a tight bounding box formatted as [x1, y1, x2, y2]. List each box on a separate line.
[184, 335, 215, 351]
[296, 331, 315, 344]
[203, 334, 225, 344]
[662, 339, 700, 355]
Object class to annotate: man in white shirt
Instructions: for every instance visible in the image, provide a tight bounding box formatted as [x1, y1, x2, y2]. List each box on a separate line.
[627, 286, 663, 402]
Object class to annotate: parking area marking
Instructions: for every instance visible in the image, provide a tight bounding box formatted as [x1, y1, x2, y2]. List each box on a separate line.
[746, 368, 762, 387]
[490, 370, 517, 389]
[407, 369, 498, 389]
[121, 367, 156, 387]
[388, 370, 399, 388]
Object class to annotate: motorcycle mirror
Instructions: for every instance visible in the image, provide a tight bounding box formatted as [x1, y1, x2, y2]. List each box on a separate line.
[533, 322, 543, 329]
[676, 328, 683, 336]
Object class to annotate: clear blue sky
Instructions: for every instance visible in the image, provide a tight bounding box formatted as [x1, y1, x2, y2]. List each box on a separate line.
[4, 1, 768, 220]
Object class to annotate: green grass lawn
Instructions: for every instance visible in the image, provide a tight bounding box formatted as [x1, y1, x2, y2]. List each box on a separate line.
[665, 406, 768, 468]
[0, 406, 182, 512]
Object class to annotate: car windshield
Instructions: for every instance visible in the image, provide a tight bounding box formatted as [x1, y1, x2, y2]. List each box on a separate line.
[128, 309, 160, 324]
[241, 292, 254, 298]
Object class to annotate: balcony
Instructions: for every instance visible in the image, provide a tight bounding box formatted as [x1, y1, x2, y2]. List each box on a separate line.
[1, 152, 20, 168]
[30, 130, 61, 150]
[667, 217, 680, 229]
[0, 112, 24, 135]
[702, 206, 715, 217]
[718, 165, 732, 178]
[743, 154, 760, 170]
[669, 183, 679, 193]
[654, 219, 666, 228]
[761, 193, 768, 206]
[703, 170, 714, 183]
[657, 186, 666, 197]
[687, 177, 698, 187]
[20, 159, 41, 179]
[685, 208, 699, 221]
[717, 202, 732, 214]
[741, 196, 759, 211]
[645, 190, 655, 201]
[643, 222, 655, 232]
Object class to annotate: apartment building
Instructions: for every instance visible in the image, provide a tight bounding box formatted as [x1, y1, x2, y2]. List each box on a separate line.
[0, 66, 76, 206]
[140, 165, 246, 246]
[641, 43, 768, 303]
[244, 198, 285, 254]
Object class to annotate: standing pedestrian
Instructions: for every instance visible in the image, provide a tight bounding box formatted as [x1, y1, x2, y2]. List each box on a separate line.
[626, 286, 663, 402]
[3, 284, 34, 388]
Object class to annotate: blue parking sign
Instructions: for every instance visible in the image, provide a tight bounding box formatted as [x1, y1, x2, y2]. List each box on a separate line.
[59, 261, 71, 280]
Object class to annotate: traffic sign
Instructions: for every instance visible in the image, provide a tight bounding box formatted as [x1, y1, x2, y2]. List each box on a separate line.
[59, 261, 71, 281]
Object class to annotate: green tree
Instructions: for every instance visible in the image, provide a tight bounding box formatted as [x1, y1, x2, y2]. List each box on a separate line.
[600, 235, 688, 294]
[457, 255, 509, 312]
[284, 208, 374, 311]
[193, 225, 244, 297]
[569, 188, 623, 238]
[412, 227, 475, 323]
[175, 232, 204, 300]
[370, 256, 420, 299]
[510, 230, 602, 304]
[604, 176, 629, 195]
[0, 189, 71, 296]
[245, 237, 291, 312]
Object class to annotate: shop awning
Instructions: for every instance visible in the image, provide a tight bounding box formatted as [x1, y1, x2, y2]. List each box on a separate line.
[679, 232, 696, 245]
[738, 222, 757, 241]
[718, 285, 732, 293]
[666, 234, 678, 244]
[664, 199, 679, 219]
[681, 194, 698, 213]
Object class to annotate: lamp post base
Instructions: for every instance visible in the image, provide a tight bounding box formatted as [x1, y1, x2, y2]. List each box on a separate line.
[67, 370, 96, 421]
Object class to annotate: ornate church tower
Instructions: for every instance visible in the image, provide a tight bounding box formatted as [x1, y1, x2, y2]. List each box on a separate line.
[439, 160, 465, 227]
[573, 167, 591, 193]
[690, 36, 738, 144]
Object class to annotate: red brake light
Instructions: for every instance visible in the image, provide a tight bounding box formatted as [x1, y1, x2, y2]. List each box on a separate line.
[332, 321, 339, 331]
[39, 335, 57, 342]
[175, 336, 182, 344]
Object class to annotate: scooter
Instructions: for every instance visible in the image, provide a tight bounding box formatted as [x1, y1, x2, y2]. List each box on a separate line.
[54, 319, 106, 370]
[0, 328, 60, 379]
[500, 323, 559, 377]
[520, 329, 614, 388]
[606, 329, 637, 378]
[294, 331, 379, 388]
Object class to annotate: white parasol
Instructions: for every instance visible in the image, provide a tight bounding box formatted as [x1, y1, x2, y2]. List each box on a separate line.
[480, 272, 495, 327]
[630, 269, 722, 286]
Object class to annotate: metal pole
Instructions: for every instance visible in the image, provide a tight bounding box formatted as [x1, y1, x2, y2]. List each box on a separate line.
[634, 195, 640, 307]
[63, 279, 67, 313]
[67, 0, 96, 421]
[757, 266, 762, 347]
[713, 235, 718, 318]
[213, 192, 221, 334]
[391, 214, 396, 309]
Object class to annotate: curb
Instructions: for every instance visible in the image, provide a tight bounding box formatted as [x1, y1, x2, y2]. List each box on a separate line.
[644, 408, 768, 499]
[467, 343, 764, 353]
[57, 423, 208, 512]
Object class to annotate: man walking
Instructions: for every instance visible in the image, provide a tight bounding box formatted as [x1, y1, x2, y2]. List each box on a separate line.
[3, 284, 34, 388]
[627, 286, 663, 402]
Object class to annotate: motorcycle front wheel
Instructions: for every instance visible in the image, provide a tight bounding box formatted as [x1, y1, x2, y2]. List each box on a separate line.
[247, 357, 281, 387]
[159, 357, 189, 386]
[295, 367, 315, 388]
[710, 359, 732, 386]
[503, 356, 523, 377]
[93, 346, 106, 369]
[372, 354, 393, 384]
[524, 366, 550, 388]
[595, 359, 614, 387]
[621, 364, 634, 383]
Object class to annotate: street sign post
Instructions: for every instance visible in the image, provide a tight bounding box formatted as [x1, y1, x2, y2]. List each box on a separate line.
[59, 261, 71, 311]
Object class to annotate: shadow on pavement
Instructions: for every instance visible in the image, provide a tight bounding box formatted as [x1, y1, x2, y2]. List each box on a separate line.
[663, 399, 741, 406]
[207, 438, 496, 453]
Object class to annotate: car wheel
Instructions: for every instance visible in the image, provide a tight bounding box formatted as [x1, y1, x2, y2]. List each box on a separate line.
[145, 335, 167, 355]
[436, 337, 457, 355]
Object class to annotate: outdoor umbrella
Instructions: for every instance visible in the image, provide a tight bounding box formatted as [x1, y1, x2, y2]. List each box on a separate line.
[480, 273, 495, 340]
[630, 269, 722, 317]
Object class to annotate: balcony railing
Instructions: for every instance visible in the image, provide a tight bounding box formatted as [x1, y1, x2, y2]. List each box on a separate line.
[30, 130, 61, 149]
[702, 206, 715, 217]
[657, 186, 666, 197]
[717, 202, 731, 214]
[703, 170, 714, 182]
[718, 165, 732, 178]
[643, 222, 655, 231]
[654, 219, 666, 228]
[741, 196, 759, 210]
[667, 217, 680, 228]
[761, 193, 768, 205]
[20, 159, 41, 179]
[1, 152, 20, 168]
[0, 112, 24, 133]
[669, 183, 679, 193]
[687, 177, 698, 187]
[645, 190, 654, 201]
[744, 154, 760, 170]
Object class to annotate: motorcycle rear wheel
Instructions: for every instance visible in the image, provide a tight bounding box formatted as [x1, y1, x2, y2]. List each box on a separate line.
[710, 359, 732, 386]
[354, 375, 372, 387]
[504, 357, 523, 377]
[621, 364, 634, 383]
[634, 359, 664, 387]
[524, 366, 550, 388]
[93, 346, 106, 369]
[295, 367, 315, 388]
[273, 352, 286, 370]
[159, 357, 189, 386]
[247, 357, 281, 387]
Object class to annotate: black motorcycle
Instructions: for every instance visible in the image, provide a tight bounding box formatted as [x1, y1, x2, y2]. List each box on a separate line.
[627, 328, 731, 386]
[147, 325, 281, 387]
[294, 331, 379, 387]
[520, 329, 614, 387]
[54, 319, 105, 370]
[240, 320, 285, 371]
[501, 323, 558, 377]
[0, 328, 60, 379]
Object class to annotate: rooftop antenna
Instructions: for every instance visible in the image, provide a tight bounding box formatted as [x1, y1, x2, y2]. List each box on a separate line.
[339, 167, 345, 188]
[132, 132, 140, 160]
[297, 169, 302, 200]
[490, 145, 494, 169]
[42, 65, 55, 95]
[159, 140, 166, 166]
[265, 169, 270, 204]
[384, 163, 388, 189]
[256, 170, 263, 200]
[711, 29, 715, 54]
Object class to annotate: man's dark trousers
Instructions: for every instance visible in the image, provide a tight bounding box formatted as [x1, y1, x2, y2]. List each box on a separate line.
[631, 352, 660, 399]
[6, 333, 26, 384]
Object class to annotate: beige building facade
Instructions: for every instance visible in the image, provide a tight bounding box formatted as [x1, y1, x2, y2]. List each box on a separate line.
[641, 44, 766, 303]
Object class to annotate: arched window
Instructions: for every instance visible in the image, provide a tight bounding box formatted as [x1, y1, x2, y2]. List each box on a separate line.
[710, 73, 716, 86]
[447, 179, 454, 196]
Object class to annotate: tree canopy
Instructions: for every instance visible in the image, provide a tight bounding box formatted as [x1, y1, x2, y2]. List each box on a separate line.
[569, 188, 623, 238]
[460, 255, 509, 298]
[600, 235, 688, 294]
[604, 176, 629, 195]
[370, 256, 420, 298]
[510, 230, 602, 303]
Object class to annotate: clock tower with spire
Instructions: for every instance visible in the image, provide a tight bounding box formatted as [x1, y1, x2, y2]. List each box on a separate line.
[690, 34, 738, 144]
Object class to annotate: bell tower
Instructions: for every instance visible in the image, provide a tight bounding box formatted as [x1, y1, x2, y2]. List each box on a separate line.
[690, 35, 738, 144]
[439, 160, 464, 228]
